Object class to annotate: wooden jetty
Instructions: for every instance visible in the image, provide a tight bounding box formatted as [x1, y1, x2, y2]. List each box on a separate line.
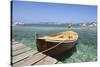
[11, 41, 62, 67]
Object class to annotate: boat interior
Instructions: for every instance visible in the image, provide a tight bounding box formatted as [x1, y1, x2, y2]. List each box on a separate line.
[39, 31, 78, 41]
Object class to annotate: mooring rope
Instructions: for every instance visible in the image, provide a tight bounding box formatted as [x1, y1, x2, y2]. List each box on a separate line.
[35, 32, 77, 53]
[40, 39, 67, 53]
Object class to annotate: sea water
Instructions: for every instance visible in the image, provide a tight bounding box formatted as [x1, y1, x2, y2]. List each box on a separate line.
[12, 25, 97, 63]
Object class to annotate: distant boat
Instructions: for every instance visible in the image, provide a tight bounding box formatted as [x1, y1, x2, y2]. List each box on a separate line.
[35, 25, 78, 56]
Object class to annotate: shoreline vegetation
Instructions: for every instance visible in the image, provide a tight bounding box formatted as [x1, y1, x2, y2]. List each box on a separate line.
[12, 25, 97, 63]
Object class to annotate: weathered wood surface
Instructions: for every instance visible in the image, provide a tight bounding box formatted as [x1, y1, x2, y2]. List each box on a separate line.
[35, 56, 58, 65]
[12, 41, 62, 67]
[12, 47, 32, 56]
[12, 43, 26, 51]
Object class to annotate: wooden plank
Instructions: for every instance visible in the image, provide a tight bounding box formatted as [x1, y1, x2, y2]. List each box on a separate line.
[35, 56, 58, 65]
[13, 53, 46, 66]
[12, 50, 38, 64]
[12, 41, 19, 45]
[12, 43, 26, 51]
[56, 62, 63, 64]
[12, 42, 61, 66]
[12, 47, 32, 56]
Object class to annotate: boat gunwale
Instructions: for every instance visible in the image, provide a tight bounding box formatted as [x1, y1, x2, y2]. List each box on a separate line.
[37, 31, 78, 43]
[37, 37, 78, 43]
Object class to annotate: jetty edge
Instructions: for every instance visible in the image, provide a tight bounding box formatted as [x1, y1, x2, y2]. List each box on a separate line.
[11, 41, 62, 66]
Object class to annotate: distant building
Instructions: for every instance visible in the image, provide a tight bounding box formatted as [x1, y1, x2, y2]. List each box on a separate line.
[80, 23, 87, 27]
[88, 23, 97, 27]
[12, 22, 24, 26]
[92, 23, 97, 27]
[80, 22, 97, 28]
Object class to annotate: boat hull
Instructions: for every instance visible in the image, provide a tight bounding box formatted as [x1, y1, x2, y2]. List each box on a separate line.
[36, 39, 76, 57]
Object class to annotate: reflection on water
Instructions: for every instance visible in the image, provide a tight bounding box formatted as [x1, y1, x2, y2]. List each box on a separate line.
[12, 26, 97, 63]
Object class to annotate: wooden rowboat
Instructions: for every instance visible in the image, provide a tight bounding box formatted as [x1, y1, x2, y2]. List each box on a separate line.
[36, 31, 78, 57]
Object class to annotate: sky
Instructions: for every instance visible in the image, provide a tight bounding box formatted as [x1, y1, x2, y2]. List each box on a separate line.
[12, 1, 97, 24]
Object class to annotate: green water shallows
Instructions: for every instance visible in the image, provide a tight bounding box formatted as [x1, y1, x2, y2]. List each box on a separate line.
[12, 25, 97, 63]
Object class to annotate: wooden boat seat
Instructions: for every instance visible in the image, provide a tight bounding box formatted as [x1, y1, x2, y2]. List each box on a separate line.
[39, 31, 78, 41]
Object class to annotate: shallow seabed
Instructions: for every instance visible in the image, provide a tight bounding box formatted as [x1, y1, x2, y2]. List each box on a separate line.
[12, 26, 97, 63]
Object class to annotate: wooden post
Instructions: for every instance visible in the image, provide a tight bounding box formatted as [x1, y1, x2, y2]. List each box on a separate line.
[35, 32, 38, 42]
[35, 32, 39, 50]
[35, 32, 38, 38]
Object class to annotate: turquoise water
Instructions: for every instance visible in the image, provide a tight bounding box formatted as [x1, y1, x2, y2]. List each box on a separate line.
[12, 25, 97, 63]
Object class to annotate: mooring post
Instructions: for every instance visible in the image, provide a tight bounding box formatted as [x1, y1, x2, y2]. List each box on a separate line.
[35, 32, 38, 39]
[35, 32, 38, 45]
